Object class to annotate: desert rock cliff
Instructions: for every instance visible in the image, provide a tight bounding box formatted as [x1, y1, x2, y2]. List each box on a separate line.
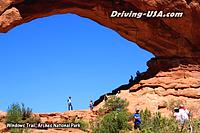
[0, 0, 200, 132]
[0, 0, 200, 59]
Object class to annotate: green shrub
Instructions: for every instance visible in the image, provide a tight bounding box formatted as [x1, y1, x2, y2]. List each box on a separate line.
[21, 103, 32, 121]
[10, 128, 31, 133]
[92, 110, 130, 133]
[93, 103, 200, 133]
[10, 128, 23, 133]
[101, 96, 129, 114]
[6, 103, 40, 124]
[192, 119, 200, 133]
[6, 103, 40, 133]
[75, 119, 89, 131]
[92, 97, 131, 133]
[6, 103, 23, 123]
[138, 109, 184, 133]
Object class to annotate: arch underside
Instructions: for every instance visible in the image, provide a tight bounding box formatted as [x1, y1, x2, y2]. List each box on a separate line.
[0, 0, 200, 61]
[1, 1, 200, 119]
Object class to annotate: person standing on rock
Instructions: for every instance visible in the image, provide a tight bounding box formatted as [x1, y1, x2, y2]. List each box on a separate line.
[179, 105, 190, 130]
[90, 100, 94, 112]
[67, 96, 73, 111]
[116, 91, 120, 97]
[174, 107, 182, 123]
[133, 108, 142, 130]
[174, 105, 189, 125]
[179, 104, 189, 123]
[174, 104, 191, 132]
[129, 75, 134, 84]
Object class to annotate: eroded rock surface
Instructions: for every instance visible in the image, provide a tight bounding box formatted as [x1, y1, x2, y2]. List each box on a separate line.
[128, 64, 200, 117]
[0, 0, 200, 58]
[0, 110, 95, 133]
[0, 0, 200, 128]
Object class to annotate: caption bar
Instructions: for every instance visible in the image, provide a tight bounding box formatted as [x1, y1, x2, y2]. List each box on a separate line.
[6, 123, 81, 128]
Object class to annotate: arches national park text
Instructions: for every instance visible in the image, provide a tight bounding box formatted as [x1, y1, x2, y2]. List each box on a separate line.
[110, 10, 184, 18]
[6, 123, 81, 128]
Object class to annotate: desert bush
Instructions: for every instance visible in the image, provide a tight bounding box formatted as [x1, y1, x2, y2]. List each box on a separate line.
[21, 103, 32, 121]
[92, 110, 131, 133]
[93, 101, 200, 133]
[100, 96, 129, 115]
[137, 109, 190, 133]
[6, 103, 23, 123]
[10, 128, 23, 133]
[75, 119, 89, 131]
[191, 119, 200, 133]
[92, 97, 131, 133]
[10, 128, 31, 133]
[6, 103, 40, 124]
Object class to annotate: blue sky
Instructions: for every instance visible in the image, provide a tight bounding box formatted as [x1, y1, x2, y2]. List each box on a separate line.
[0, 14, 153, 113]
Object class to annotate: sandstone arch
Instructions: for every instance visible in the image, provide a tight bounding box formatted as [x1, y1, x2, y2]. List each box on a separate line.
[0, 0, 200, 119]
[0, 0, 200, 61]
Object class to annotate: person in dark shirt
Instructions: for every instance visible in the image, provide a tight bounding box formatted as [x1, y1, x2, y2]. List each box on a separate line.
[89, 100, 94, 112]
[133, 108, 141, 130]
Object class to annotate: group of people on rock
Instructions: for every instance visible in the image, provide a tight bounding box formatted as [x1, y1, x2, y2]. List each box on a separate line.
[132, 104, 191, 131]
[67, 95, 190, 131]
[67, 96, 94, 112]
[66, 72, 141, 112]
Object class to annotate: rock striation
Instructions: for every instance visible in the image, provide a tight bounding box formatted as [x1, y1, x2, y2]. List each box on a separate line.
[94, 63, 200, 118]
[127, 64, 200, 117]
[0, 0, 200, 126]
[0, 0, 200, 59]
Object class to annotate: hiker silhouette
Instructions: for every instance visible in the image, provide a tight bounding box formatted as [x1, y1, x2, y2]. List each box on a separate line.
[136, 71, 141, 77]
[90, 100, 94, 112]
[129, 75, 134, 84]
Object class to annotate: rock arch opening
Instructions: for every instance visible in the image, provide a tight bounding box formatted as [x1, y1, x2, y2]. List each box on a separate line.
[0, 0, 200, 61]
[0, 0, 200, 118]
[0, 13, 154, 112]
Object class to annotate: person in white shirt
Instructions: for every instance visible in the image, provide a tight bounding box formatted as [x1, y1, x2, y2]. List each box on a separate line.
[116, 91, 120, 97]
[179, 104, 189, 124]
[174, 105, 189, 125]
[67, 96, 73, 111]
[174, 107, 182, 123]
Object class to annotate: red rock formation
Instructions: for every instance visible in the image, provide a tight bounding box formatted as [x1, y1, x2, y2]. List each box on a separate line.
[128, 64, 200, 117]
[0, 0, 200, 59]
[0, 110, 95, 133]
[0, 0, 200, 126]
[94, 64, 200, 118]
[0, 111, 7, 133]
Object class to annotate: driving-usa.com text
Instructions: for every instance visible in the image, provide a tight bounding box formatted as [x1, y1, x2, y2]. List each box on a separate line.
[110, 11, 183, 18]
